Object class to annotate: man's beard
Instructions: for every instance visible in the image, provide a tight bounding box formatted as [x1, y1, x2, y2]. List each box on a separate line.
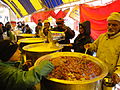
[107, 31, 115, 35]
[107, 29, 120, 36]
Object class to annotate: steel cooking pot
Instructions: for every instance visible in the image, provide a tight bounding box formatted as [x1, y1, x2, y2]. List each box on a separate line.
[35, 52, 108, 90]
[23, 43, 63, 63]
[18, 38, 47, 51]
[17, 34, 36, 40]
[18, 38, 47, 44]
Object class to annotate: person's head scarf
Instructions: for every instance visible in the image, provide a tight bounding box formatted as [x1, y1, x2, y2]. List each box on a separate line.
[79, 21, 91, 35]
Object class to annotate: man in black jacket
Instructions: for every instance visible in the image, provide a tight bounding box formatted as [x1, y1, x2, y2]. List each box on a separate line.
[52, 18, 75, 51]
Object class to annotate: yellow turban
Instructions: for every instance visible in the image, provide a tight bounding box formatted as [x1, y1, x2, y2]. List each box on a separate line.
[107, 12, 120, 22]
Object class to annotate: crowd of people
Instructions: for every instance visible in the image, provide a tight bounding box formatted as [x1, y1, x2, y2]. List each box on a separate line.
[0, 12, 120, 89]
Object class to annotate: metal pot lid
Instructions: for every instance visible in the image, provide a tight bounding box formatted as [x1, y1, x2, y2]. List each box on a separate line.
[17, 34, 36, 37]
[34, 52, 108, 84]
[23, 43, 63, 52]
[18, 38, 47, 43]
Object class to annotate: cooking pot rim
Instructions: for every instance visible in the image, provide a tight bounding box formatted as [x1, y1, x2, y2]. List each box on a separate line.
[35, 52, 108, 84]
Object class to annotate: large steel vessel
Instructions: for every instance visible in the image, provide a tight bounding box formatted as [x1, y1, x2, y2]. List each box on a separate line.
[35, 52, 108, 90]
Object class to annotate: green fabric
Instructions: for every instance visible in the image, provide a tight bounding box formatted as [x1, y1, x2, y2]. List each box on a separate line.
[89, 32, 120, 74]
[0, 60, 54, 90]
[8, 30, 15, 41]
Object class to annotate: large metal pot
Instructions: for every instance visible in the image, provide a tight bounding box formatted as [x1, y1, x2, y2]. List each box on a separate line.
[23, 43, 63, 63]
[17, 34, 36, 40]
[35, 52, 108, 90]
[18, 37, 47, 51]
[18, 38, 47, 44]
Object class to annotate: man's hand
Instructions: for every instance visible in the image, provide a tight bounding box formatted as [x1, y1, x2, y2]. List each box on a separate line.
[112, 73, 120, 84]
[84, 43, 91, 49]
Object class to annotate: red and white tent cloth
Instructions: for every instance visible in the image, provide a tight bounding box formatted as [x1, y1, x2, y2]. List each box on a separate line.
[80, 0, 120, 39]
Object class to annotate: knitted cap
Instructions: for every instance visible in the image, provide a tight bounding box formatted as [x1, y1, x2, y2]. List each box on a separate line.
[0, 40, 18, 61]
[107, 12, 120, 22]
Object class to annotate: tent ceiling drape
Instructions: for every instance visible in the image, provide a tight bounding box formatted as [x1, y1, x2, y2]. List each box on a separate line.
[0, 0, 80, 18]
[0, 0, 97, 18]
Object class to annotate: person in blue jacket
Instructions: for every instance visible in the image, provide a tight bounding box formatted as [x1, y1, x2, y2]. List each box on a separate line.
[0, 40, 54, 90]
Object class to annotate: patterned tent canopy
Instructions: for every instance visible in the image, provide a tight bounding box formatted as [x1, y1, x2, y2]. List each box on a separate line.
[0, 0, 95, 18]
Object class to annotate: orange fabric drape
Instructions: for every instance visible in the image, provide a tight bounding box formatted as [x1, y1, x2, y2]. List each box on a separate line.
[55, 10, 68, 19]
[31, 10, 56, 23]
[31, 9, 70, 24]
[80, 0, 120, 40]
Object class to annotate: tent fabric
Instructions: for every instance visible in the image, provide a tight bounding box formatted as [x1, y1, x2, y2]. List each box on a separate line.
[31, 9, 70, 24]
[1, 0, 79, 18]
[1, 0, 43, 18]
[41, 0, 63, 8]
[31, 10, 55, 23]
[18, 0, 36, 14]
[80, 0, 120, 40]
[41, 0, 80, 8]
